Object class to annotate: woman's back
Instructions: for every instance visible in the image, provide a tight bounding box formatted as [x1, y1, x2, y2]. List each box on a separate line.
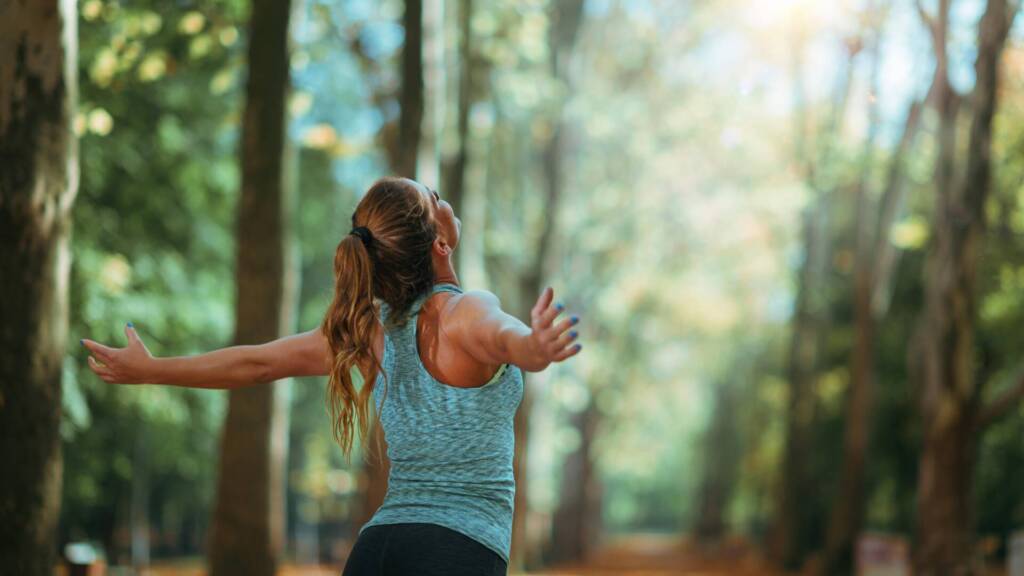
[358, 283, 524, 565]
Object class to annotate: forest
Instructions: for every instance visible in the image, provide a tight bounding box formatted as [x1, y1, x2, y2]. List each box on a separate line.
[2, 0, 1024, 575]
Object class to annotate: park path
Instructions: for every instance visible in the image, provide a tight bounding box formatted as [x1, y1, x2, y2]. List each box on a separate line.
[132, 534, 783, 576]
[530, 534, 781, 576]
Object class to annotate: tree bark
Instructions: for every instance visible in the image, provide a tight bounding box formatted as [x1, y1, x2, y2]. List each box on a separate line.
[549, 398, 602, 565]
[440, 0, 473, 274]
[820, 20, 933, 571]
[912, 1, 1015, 573]
[389, 0, 424, 178]
[0, 1, 77, 574]
[510, 2, 585, 569]
[694, 381, 741, 543]
[355, 0, 425, 539]
[769, 205, 828, 569]
[770, 30, 856, 569]
[208, 1, 294, 575]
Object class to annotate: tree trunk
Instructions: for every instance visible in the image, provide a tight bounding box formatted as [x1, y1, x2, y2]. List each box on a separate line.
[820, 20, 934, 572]
[0, 1, 77, 573]
[511, 3, 585, 569]
[915, 413, 977, 573]
[355, 0, 425, 538]
[912, 1, 1015, 573]
[549, 398, 601, 565]
[694, 381, 741, 543]
[208, 1, 294, 575]
[770, 31, 856, 570]
[389, 0, 424, 178]
[352, 427, 390, 534]
[769, 205, 828, 569]
[131, 428, 150, 570]
[440, 0, 473, 274]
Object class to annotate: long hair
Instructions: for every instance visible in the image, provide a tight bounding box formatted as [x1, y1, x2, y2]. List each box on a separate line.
[320, 177, 437, 458]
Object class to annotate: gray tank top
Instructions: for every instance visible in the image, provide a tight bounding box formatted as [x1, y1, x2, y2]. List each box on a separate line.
[357, 283, 525, 563]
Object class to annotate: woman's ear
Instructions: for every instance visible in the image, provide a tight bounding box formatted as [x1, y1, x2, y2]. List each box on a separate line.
[434, 235, 452, 256]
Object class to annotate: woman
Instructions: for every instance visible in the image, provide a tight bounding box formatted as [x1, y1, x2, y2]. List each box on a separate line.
[83, 176, 582, 576]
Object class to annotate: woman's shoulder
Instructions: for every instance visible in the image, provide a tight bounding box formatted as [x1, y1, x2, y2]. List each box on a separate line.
[444, 288, 503, 318]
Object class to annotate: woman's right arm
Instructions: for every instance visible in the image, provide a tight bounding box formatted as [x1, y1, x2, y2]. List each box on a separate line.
[83, 324, 331, 389]
[448, 287, 581, 372]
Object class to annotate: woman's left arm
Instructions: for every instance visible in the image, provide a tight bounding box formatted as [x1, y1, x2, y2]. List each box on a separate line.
[83, 324, 331, 389]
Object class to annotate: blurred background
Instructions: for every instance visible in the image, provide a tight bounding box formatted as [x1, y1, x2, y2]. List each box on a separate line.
[3, 0, 1024, 574]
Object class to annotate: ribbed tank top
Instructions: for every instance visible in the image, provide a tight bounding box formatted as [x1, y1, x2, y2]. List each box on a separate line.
[357, 283, 525, 564]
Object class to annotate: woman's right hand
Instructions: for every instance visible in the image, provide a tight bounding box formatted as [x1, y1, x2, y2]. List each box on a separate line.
[447, 286, 581, 372]
[82, 323, 155, 385]
[527, 287, 582, 367]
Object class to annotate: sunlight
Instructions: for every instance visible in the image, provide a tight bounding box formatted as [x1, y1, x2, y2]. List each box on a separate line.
[746, 0, 819, 29]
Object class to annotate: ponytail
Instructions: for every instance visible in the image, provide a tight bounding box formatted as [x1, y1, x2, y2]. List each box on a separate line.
[320, 232, 384, 459]
[320, 176, 438, 458]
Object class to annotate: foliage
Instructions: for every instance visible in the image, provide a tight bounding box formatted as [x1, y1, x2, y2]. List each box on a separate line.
[61, 0, 1024, 568]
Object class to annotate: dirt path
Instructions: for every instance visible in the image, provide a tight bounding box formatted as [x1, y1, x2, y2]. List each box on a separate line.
[107, 535, 782, 576]
[530, 534, 782, 576]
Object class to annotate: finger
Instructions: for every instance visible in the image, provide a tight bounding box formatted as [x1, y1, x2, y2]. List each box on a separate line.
[551, 327, 580, 350]
[87, 356, 114, 380]
[548, 315, 579, 340]
[532, 287, 554, 320]
[125, 323, 139, 344]
[87, 355, 109, 371]
[82, 339, 117, 363]
[552, 343, 582, 362]
[537, 300, 564, 330]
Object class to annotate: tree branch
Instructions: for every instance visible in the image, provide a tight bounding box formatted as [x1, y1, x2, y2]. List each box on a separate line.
[978, 373, 1024, 429]
[915, 0, 941, 52]
[1008, 0, 1021, 35]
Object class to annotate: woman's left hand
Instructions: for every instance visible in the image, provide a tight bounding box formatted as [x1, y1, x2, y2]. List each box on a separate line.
[82, 324, 155, 384]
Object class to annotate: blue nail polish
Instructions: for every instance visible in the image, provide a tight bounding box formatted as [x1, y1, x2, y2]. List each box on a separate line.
[127, 321, 133, 328]
[80, 339, 84, 346]
[556, 303, 565, 311]
[570, 331, 578, 339]
[575, 344, 582, 351]
[571, 316, 579, 324]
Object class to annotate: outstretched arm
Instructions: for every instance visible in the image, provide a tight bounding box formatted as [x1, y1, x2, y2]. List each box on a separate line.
[83, 324, 331, 388]
[449, 287, 581, 372]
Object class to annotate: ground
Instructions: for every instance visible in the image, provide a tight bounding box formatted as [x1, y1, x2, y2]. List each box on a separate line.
[63, 534, 786, 576]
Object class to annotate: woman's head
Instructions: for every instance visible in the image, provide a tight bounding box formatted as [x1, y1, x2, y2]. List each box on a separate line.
[319, 176, 457, 457]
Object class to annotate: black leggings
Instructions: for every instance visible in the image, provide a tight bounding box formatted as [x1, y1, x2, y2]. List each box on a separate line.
[342, 523, 508, 576]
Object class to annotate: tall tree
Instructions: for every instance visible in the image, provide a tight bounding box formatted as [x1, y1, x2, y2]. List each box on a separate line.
[769, 27, 858, 570]
[208, 1, 296, 574]
[390, 0, 424, 179]
[819, 9, 934, 572]
[440, 0, 474, 274]
[549, 397, 602, 564]
[694, 379, 742, 543]
[911, 0, 1020, 573]
[511, 0, 586, 569]
[0, 1, 77, 573]
[353, 0, 425, 536]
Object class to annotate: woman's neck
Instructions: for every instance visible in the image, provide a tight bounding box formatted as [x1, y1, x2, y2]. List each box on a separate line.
[433, 256, 459, 287]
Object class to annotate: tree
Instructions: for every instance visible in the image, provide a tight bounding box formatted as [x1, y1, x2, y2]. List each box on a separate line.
[0, 2, 77, 573]
[510, 0, 586, 569]
[819, 7, 934, 572]
[770, 24, 859, 570]
[388, 0, 424, 179]
[208, 0, 296, 574]
[352, 0, 425, 537]
[548, 397, 602, 564]
[910, 0, 1020, 573]
[440, 0, 475, 275]
[694, 379, 742, 543]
